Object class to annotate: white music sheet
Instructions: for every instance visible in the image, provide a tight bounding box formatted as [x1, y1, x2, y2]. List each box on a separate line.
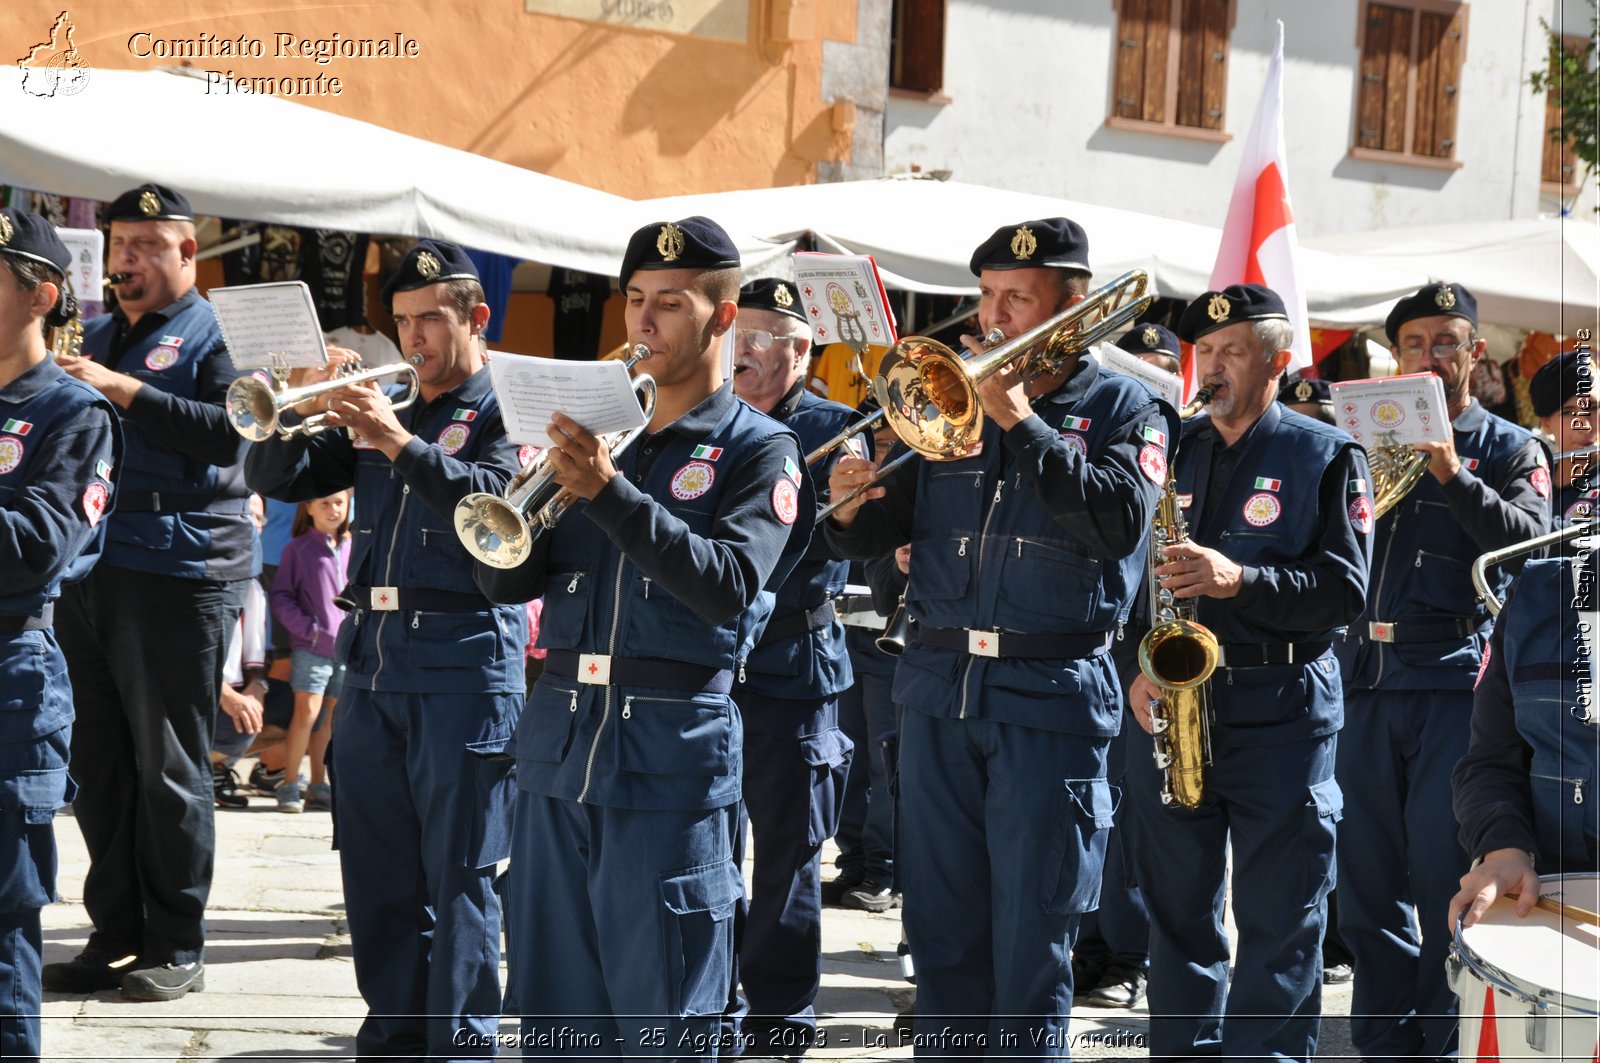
[209, 282, 328, 370]
[488, 351, 646, 449]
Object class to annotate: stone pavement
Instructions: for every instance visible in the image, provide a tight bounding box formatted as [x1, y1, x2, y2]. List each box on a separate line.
[37, 767, 1358, 1061]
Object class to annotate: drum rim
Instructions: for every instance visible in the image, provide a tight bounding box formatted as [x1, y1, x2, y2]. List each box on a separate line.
[1452, 872, 1600, 1017]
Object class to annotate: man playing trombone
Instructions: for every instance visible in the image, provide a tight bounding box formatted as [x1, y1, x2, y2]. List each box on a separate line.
[245, 240, 527, 1059]
[473, 218, 812, 1056]
[825, 218, 1176, 1054]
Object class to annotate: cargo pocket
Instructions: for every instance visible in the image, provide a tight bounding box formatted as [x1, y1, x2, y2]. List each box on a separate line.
[802, 728, 854, 846]
[1041, 777, 1118, 915]
[659, 860, 741, 1018]
[458, 733, 516, 869]
[1302, 776, 1343, 908]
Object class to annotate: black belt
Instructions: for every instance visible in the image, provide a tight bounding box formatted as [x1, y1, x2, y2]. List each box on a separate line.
[757, 601, 837, 646]
[1361, 618, 1479, 644]
[336, 585, 492, 613]
[115, 491, 249, 514]
[916, 625, 1112, 660]
[1216, 640, 1332, 668]
[0, 605, 53, 633]
[545, 651, 733, 694]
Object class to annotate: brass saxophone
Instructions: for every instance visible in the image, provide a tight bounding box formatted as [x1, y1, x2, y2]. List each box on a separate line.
[1138, 388, 1219, 809]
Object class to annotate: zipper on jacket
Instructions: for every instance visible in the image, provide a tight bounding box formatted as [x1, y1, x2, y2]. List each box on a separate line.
[373, 483, 411, 688]
[960, 479, 1004, 720]
[577, 557, 628, 803]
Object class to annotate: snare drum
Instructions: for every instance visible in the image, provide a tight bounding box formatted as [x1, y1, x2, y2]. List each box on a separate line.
[1448, 873, 1600, 1060]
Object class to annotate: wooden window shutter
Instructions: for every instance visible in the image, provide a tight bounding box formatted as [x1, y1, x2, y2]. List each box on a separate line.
[1176, 0, 1228, 129]
[1113, 0, 1171, 122]
[892, 0, 946, 93]
[1357, 3, 1412, 152]
[1412, 9, 1463, 158]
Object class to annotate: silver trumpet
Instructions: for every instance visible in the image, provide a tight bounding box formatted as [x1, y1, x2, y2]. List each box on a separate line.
[225, 356, 423, 441]
[455, 344, 657, 569]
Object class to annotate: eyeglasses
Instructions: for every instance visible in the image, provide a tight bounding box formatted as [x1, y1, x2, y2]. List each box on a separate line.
[735, 328, 799, 352]
[1397, 339, 1474, 361]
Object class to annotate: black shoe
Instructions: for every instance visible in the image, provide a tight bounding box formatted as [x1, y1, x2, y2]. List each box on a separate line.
[1323, 962, 1354, 985]
[42, 949, 140, 993]
[122, 960, 205, 1001]
[248, 762, 285, 795]
[821, 873, 865, 907]
[213, 762, 249, 809]
[841, 885, 900, 913]
[1081, 965, 1147, 1009]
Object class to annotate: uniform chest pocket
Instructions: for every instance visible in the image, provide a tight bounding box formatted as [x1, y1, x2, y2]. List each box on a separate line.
[996, 537, 1101, 626]
[905, 532, 975, 608]
[618, 691, 736, 778]
[516, 679, 580, 766]
[921, 467, 986, 529]
[538, 571, 593, 651]
[1409, 547, 1474, 616]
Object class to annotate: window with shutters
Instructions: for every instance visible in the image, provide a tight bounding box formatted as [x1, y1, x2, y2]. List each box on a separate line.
[1106, 0, 1233, 141]
[1351, 0, 1468, 169]
[889, 0, 947, 97]
[1540, 34, 1588, 192]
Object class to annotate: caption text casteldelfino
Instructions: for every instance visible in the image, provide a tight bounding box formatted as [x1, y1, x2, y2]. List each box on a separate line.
[126, 31, 422, 96]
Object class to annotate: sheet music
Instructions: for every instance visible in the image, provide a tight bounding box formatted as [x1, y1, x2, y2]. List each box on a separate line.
[1329, 372, 1451, 448]
[1097, 343, 1183, 409]
[791, 252, 897, 350]
[209, 282, 328, 369]
[56, 228, 102, 303]
[488, 351, 647, 449]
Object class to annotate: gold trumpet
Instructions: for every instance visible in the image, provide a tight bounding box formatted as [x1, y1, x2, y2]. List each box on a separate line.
[224, 356, 423, 441]
[454, 344, 657, 569]
[814, 271, 1155, 520]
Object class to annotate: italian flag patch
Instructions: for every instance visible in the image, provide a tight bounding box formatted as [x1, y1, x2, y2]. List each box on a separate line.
[783, 456, 802, 485]
[1061, 415, 1092, 431]
[96, 459, 113, 481]
[452, 408, 478, 422]
[1142, 425, 1167, 446]
[1254, 477, 1281, 492]
[2, 419, 32, 435]
[692, 444, 724, 461]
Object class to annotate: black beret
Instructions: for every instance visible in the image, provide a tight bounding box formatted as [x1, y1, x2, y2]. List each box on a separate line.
[380, 239, 479, 310]
[1176, 284, 1289, 343]
[738, 278, 808, 324]
[1529, 348, 1595, 418]
[1383, 281, 1477, 345]
[0, 208, 70, 276]
[105, 183, 193, 223]
[969, 218, 1090, 275]
[1278, 374, 1332, 406]
[619, 216, 740, 292]
[1119, 322, 1181, 360]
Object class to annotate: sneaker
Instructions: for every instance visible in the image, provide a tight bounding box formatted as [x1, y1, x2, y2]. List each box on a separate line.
[821, 872, 865, 907]
[42, 948, 140, 993]
[304, 782, 332, 811]
[249, 762, 285, 795]
[1081, 965, 1147, 1009]
[1324, 962, 1354, 985]
[212, 762, 249, 809]
[841, 885, 899, 913]
[275, 781, 303, 814]
[121, 960, 205, 1001]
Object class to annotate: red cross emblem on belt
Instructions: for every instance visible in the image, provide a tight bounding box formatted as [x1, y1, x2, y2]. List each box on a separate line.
[977, 638, 989, 650]
[379, 593, 391, 605]
[587, 662, 599, 676]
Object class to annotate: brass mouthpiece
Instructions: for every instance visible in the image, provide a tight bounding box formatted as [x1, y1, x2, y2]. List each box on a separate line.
[1180, 387, 1215, 418]
[103, 273, 129, 288]
[407, 353, 424, 367]
[981, 327, 1005, 349]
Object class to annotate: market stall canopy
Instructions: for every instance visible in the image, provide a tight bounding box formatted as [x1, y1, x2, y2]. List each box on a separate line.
[637, 177, 1429, 327]
[1307, 218, 1600, 335]
[0, 65, 792, 277]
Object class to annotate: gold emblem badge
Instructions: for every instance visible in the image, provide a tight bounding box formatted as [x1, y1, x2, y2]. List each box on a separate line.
[1010, 225, 1037, 261]
[773, 283, 794, 308]
[414, 251, 441, 280]
[0, 214, 12, 247]
[1142, 326, 1160, 348]
[1207, 293, 1232, 322]
[657, 222, 685, 263]
[1295, 380, 1314, 402]
[138, 190, 160, 217]
[1434, 284, 1457, 310]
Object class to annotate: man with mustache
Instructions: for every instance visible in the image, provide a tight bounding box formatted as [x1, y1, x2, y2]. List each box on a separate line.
[1124, 283, 1373, 1060]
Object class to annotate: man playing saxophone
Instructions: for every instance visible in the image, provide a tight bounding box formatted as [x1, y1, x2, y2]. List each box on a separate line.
[826, 218, 1177, 1055]
[1125, 284, 1373, 1061]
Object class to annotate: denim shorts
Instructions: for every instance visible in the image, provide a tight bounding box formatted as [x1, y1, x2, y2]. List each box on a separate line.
[290, 648, 346, 699]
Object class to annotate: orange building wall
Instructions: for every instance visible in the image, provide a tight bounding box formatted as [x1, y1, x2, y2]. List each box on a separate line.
[4, 1, 861, 197]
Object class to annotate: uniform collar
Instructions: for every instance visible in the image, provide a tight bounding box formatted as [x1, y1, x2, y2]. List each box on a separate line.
[1452, 398, 1485, 432]
[1034, 352, 1099, 407]
[663, 380, 738, 440]
[449, 362, 494, 405]
[0, 356, 65, 402]
[111, 285, 202, 328]
[1197, 400, 1279, 453]
[771, 378, 809, 421]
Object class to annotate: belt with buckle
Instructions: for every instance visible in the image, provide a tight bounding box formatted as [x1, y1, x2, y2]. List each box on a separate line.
[836, 594, 889, 630]
[756, 600, 837, 646]
[1365, 618, 1478, 644]
[916, 625, 1112, 660]
[338, 585, 492, 613]
[1216, 640, 1332, 668]
[0, 605, 53, 633]
[544, 651, 733, 694]
[115, 492, 249, 515]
